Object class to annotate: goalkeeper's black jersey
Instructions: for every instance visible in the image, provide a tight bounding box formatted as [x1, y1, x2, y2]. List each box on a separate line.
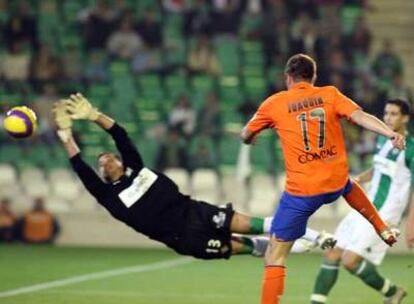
[70, 123, 192, 248]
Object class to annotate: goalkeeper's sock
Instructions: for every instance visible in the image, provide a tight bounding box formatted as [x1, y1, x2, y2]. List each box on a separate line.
[263, 217, 273, 233]
[249, 217, 265, 234]
[261, 266, 286, 304]
[310, 259, 340, 303]
[302, 228, 320, 243]
[348, 259, 397, 297]
[236, 236, 254, 254]
[343, 181, 387, 233]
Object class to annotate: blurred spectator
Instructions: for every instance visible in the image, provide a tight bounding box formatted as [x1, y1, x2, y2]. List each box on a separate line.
[162, 0, 186, 13]
[155, 127, 192, 173]
[197, 92, 222, 155]
[348, 15, 371, 56]
[1, 40, 31, 83]
[33, 84, 59, 145]
[210, 0, 243, 36]
[187, 35, 221, 76]
[62, 45, 83, 84]
[191, 138, 220, 171]
[85, 50, 109, 83]
[289, 11, 325, 61]
[237, 97, 257, 122]
[260, 0, 288, 66]
[183, 0, 212, 38]
[30, 43, 61, 89]
[190, 138, 224, 197]
[285, 0, 318, 18]
[329, 49, 353, 84]
[0, 198, 17, 242]
[83, 0, 119, 50]
[386, 74, 413, 105]
[107, 17, 143, 59]
[136, 9, 162, 49]
[0, 0, 8, 26]
[3, 0, 38, 49]
[17, 197, 60, 244]
[373, 39, 403, 84]
[168, 94, 197, 138]
[131, 46, 162, 74]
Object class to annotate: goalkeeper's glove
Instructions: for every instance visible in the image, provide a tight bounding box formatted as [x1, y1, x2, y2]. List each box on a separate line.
[65, 93, 101, 121]
[53, 100, 72, 129]
[53, 101, 73, 144]
[56, 129, 72, 143]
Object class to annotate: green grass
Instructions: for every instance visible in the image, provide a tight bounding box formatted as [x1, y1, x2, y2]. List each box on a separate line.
[0, 245, 412, 303]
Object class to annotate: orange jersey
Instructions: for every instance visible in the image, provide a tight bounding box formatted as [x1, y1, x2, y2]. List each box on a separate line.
[246, 82, 360, 196]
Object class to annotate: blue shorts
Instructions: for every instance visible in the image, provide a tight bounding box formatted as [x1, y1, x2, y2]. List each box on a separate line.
[271, 180, 353, 241]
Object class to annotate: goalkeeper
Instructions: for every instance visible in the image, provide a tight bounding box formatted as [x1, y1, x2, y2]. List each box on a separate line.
[53, 93, 335, 259]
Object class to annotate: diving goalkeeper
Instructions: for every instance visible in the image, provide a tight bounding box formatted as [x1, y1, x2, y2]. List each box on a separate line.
[53, 94, 335, 259]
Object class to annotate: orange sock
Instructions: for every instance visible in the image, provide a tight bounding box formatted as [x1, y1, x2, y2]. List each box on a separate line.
[344, 180, 387, 232]
[261, 266, 286, 304]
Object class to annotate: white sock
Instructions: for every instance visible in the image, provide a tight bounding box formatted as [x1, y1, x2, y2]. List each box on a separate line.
[263, 217, 273, 233]
[302, 228, 320, 242]
[291, 240, 311, 253]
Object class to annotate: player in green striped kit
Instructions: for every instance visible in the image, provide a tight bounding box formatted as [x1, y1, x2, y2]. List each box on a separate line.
[310, 99, 414, 304]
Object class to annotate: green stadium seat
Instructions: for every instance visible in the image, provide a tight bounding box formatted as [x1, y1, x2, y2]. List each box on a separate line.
[164, 73, 189, 99]
[242, 76, 268, 100]
[250, 131, 274, 172]
[240, 13, 261, 39]
[214, 37, 240, 76]
[163, 13, 183, 40]
[61, 1, 84, 24]
[221, 110, 243, 134]
[109, 60, 130, 77]
[86, 88, 111, 113]
[218, 76, 243, 107]
[340, 5, 363, 35]
[163, 37, 187, 66]
[190, 75, 217, 93]
[137, 74, 165, 99]
[219, 136, 240, 166]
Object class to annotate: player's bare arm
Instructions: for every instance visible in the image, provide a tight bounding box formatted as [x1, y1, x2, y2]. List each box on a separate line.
[353, 168, 373, 184]
[351, 110, 405, 150]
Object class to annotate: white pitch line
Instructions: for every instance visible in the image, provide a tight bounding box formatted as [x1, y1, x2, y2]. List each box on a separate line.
[0, 257, 193, 299]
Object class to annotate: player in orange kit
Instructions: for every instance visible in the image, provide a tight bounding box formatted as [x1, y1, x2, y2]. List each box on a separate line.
[241, 54, 405, 304]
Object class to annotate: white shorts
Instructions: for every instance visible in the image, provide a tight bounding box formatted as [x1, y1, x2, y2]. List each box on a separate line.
[335, 210, 388, 265]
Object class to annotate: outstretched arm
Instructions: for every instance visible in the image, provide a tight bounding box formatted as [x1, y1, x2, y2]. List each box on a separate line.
[53, 101, 107, 199]
[351, 110, 405, 150]
[94, 112, 115, 130]
[65, 93, 143, 169]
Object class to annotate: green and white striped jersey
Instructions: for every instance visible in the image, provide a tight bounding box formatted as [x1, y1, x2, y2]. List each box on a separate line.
[367, 135, 414, 225]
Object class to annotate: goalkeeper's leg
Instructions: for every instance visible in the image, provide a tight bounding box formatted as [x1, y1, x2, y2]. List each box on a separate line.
[230, 213, 272, 234]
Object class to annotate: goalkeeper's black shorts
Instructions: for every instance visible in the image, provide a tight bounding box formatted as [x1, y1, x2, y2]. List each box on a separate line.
[172, 200, 235, 260]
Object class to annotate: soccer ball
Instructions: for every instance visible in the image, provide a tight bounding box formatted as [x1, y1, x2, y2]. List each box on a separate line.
[3, 106, 38, 138]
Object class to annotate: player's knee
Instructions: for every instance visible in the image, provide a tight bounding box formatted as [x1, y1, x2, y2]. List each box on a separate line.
[341, 251, 361, 271]
[323, 247, 343, 263]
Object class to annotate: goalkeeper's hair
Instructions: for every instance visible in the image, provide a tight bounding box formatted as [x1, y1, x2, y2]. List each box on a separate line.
[385, 99, 411, 115]
[97, 152, 121, 162]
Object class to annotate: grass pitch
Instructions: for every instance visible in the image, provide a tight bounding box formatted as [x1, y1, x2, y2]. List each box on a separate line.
[0, 245, 412, 303]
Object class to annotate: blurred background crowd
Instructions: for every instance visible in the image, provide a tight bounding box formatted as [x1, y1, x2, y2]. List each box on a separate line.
[0, 0, 413, 231]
